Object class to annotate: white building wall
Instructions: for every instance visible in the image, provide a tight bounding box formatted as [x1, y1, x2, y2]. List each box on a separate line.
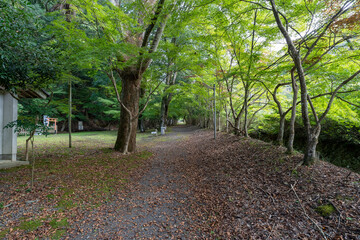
[0, 94, 3, 159]
[0, 93, 18, 161]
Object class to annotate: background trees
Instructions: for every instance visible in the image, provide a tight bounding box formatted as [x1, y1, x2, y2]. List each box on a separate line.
[4, 0, 359, 170]
[0, 0, 59, 90]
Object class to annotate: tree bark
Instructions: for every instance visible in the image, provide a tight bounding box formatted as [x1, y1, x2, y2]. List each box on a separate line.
[234, 115, 241, 135]
[270, 0, 315, 163]
[160, 93, 172, 127]
[277, 114, 285, 145]
[303, 125, 321, 165]
[225, 104, 229, 133]
[110, 1, 169, 153]
[243, 85, 249, 137]
[114, 71, 141, 153]
[138, 115, 145, 133]
[287, 68, 298, 153]
[271, 83, 287, 145]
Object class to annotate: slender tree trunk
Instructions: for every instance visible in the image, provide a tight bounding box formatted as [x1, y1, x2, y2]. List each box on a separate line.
[270, 0, 314, 164]
[234, 116, 241, 135]
[61, 120, 67, 132]
[271, 83, 286, 146]
[68, 79, 72, 148]
[30, 137, 35, 189]
[287, 69, 298, 153]
[160, 93, 172, 128]
[225, 104, 229, 133]
[25, 130, 35, 162]
[243, 86, 249, 137]
[160, 96, 167, 127]
[303, 125, 321, 165]
[114, 73, 140, 153]
[277, 114, 285, 145]
[218, 110, 221, 132]
[138, 116, 145, 133]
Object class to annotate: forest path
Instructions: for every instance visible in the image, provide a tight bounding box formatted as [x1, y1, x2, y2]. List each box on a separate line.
[69, 125, 200, 239]
[68, 126, 360, 239]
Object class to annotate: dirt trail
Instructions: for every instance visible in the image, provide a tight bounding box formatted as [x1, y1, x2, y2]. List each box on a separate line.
[63, 125, 360, 239]
[2, 125, 358, 239]
[68, 126, 200, 239]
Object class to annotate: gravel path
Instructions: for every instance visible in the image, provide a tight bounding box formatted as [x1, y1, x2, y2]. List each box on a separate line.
[68, 126, 199, 239]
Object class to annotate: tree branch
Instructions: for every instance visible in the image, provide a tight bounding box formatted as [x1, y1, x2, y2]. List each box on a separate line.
[106, 70, 132, 117]
[336, 96, 360, 108]
[137, 79, 164, 118]
[141, 0, 166, 48]
[319, 70, 360, 122]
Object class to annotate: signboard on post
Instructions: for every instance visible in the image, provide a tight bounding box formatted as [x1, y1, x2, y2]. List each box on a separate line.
[78, 121, 83, 131]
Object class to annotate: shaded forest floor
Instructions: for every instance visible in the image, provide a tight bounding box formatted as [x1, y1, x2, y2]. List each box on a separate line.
[0, 126, 359, 239]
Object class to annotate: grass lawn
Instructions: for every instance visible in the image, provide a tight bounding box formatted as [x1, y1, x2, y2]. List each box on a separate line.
[0, 130, 155, 239]
[17, 130, 150, 154]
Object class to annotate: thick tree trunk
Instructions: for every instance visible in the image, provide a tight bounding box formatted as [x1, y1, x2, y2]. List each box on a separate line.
[114, 73, 140, 153]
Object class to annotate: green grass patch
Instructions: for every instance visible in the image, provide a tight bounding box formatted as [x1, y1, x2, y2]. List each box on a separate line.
[46, 194, 55, 199]
[56, 199, 76, 210]
[0, 229, 8, 239]
[49, 218, 69, 229]
[1, 131, 155, 238]
[19, 219, 43, 231]
[51, 229, 66, 240]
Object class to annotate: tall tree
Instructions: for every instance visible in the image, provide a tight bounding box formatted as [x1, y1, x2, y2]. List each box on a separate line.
[52, 0, 180, 153]
[268, 0, 360, 165]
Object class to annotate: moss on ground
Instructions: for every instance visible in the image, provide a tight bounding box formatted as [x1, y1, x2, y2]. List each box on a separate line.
[315, 204, 336, 217]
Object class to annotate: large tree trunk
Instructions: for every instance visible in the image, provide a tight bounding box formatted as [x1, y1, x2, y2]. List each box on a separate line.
[111, 1, 169, 153]
[114, 73, 140, 153]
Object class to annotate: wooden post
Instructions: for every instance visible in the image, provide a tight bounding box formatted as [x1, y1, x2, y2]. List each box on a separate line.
[69, 79, 72, 148]
[214, 84, 216, 140]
